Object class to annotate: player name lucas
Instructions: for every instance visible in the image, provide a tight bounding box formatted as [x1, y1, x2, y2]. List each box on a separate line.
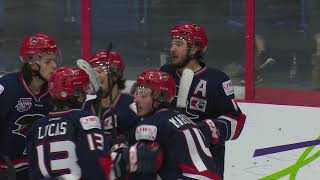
[37, 122, 67, 139]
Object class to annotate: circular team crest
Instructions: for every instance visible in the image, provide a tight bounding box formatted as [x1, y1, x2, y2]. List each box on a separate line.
[15, 98, 32, 112]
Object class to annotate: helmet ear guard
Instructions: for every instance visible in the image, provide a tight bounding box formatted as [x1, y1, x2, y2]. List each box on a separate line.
[152, 91, 175, 110]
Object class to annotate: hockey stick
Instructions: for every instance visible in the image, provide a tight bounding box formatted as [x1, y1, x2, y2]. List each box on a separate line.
[176, 68, 194, 110]
[76, 58, 105, 135]
[104, 43, 119, 141]
[76, 59, 101, 95]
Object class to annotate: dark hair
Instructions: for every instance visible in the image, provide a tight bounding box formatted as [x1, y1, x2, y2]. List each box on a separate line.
[21, 63, 33, 85]
[193, 42, 205, 60]
[117, 77, 126, 90]
[49, 97, 84, 111]
[152, 91, 175, 110]
[110, 71, 126, 90]
[21, 63, 48, 90]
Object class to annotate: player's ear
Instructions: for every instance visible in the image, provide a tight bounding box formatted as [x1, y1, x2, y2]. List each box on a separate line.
[77, 94, 86, 104]
[152, 100, 161, 110]
[111, 74, 120, 83]
[189, 46, 199, 57]
[190, 45, 203, 60]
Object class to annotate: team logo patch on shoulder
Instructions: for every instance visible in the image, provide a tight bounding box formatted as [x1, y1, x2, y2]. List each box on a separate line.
[0, 84, 4, 95]
[15, 98, 32, 112]
[80, 116, 101, 130]
[222, 80, 234, 96]
[135, 125, 157, 141]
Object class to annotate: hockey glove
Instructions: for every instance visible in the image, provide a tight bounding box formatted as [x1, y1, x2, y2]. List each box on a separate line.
[201, 119, 221, 145]
[109, 143, 129, 179]
[128, 142, 163, 174]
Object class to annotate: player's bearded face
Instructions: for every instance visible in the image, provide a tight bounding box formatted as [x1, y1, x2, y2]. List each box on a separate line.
[133, 87, 154, 117]
[170, 39, 190, 67]
[95, 70, 110, 93]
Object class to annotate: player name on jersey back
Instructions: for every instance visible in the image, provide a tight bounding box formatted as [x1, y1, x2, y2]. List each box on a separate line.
[37, 121, 67, 139]
[168, 114, 197, 128]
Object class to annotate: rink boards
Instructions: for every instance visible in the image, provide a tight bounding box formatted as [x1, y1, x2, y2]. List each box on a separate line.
[225, 102, 320, 180]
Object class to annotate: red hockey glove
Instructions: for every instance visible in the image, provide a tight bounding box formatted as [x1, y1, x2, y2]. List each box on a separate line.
[128, 142, 163, 174]
[202, 119, 220, 145]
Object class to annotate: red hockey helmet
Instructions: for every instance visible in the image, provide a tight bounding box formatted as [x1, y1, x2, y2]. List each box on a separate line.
[135, 70, 176, 103]
[19, 33, 60, 63]
[170, 23, 208, 55]
[48, 67, 90, 100]
[88, 51, 125, 77]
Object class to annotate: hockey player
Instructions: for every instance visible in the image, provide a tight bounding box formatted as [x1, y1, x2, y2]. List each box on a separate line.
[127, 70, 221, 180]
[0, 34, 60, 179]
[85, 51, 139, 142]
[160, 23, 246, 178]
[26, 67, 112, 180]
